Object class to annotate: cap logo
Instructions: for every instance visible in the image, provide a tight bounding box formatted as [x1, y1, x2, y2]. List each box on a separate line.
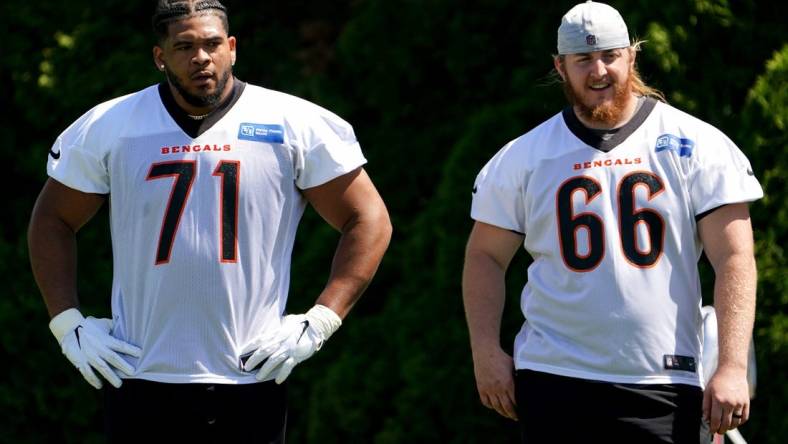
[586, 34, 597, 46]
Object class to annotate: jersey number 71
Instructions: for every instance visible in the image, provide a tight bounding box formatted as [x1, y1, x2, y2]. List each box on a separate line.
[146, 160, 239, 265]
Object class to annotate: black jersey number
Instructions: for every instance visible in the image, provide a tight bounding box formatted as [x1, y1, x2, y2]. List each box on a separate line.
[147, 160, 240, 264]
[557, 172, 665, 272]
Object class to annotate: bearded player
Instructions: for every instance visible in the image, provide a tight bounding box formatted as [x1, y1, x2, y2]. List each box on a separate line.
[462, 1, 761, 442]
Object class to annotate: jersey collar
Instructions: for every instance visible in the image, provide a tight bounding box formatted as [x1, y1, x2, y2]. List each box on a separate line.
[562, 97, 657, 152]
[158, 77, 246, 138]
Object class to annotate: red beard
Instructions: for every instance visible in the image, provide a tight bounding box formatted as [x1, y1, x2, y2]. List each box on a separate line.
[563, 67, 633, 127]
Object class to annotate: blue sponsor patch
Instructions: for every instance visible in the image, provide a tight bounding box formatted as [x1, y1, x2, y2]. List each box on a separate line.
[655, 134, 694, 157]
[238, 123, 285, 143]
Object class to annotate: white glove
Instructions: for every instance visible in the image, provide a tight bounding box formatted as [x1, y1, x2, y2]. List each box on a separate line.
[49, 308, 142, 389]
[241, 305, 342, 384]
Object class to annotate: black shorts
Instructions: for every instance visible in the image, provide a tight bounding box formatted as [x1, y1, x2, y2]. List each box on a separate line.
[104, 379, 287, 443]
[514, 370, 711, 444]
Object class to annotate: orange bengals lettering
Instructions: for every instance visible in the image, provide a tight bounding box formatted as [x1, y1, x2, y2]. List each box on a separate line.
[573, 157, 642, 170]
[160, 144, 232, 155]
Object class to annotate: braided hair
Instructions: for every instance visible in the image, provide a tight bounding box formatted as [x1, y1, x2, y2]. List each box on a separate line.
[152, 0, 229, 42]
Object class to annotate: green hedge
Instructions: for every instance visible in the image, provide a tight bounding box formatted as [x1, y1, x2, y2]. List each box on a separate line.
[2, 1, 785, 442]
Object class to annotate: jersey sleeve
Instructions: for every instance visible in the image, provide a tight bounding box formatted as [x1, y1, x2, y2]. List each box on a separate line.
[688, 129, 763, 215]
[47, 106, 111, 194]
[470, 141, 527, 234]
[288, 103, 367, 190]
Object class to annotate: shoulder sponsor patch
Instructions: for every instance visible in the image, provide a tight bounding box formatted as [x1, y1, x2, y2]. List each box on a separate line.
[655, 134, 694, 157]
[238, 123, 284, 143]
[663, 354, 696, 372]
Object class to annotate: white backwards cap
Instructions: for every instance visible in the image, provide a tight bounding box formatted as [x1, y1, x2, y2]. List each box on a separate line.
[557, 1, 630, 55]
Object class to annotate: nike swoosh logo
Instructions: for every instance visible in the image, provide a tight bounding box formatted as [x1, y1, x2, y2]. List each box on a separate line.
[238, 351, 268, 372]
[472, 185, 478, 194]
[75, 326, 83, 348]
[296, 320, 310, 343]
[746, 168, 754, 176]
[49, 148, 61, 160]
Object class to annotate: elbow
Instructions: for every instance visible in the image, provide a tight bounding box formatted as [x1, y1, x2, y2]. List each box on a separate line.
[27, 206, 51, 253]
[373, 205, 393, 250]
[340, 199, 392, 251]
[362, 200, 392, 254]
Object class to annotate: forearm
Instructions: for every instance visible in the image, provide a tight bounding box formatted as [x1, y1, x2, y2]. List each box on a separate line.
[714, 252, 757, 371]
[462, 251, 508, 353]
[28, 216, 80, 318]
[243, 208, 389, 383]
[315, 210, 391, 319]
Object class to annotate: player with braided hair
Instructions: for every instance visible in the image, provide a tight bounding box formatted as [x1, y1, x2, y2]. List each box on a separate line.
[151, 0, 228, 34]
[28, 0, 391, 441]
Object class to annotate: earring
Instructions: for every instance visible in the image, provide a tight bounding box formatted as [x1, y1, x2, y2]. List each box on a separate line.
[160, 65, 165, 70]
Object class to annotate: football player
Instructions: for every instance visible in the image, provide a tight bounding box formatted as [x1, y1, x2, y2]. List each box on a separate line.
[28, 1, 391, 441]
[463, 1, 761, 442]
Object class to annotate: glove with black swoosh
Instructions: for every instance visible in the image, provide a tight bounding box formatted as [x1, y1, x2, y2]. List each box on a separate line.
[240, 305, 341, 384]
[49, 308, 142, 389]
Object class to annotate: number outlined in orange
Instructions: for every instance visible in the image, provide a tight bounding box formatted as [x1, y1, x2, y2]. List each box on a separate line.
[147, 159, 241, 265]
[556, 172, 666, 272]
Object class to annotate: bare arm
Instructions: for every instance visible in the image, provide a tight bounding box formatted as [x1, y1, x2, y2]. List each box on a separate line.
[462, 221, 524, 421]
[698, 202, 757, 433]
[28, 179, 106, 318]
[302, 167, 392, 319]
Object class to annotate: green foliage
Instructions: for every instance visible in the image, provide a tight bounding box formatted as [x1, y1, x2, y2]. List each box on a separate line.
[2, 0, 786, 443]
[738, 43, 788, 441]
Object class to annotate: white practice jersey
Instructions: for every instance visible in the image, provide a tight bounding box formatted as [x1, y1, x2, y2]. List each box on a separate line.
[471, 99, 762, 387]
[48, 82, 366, 383]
